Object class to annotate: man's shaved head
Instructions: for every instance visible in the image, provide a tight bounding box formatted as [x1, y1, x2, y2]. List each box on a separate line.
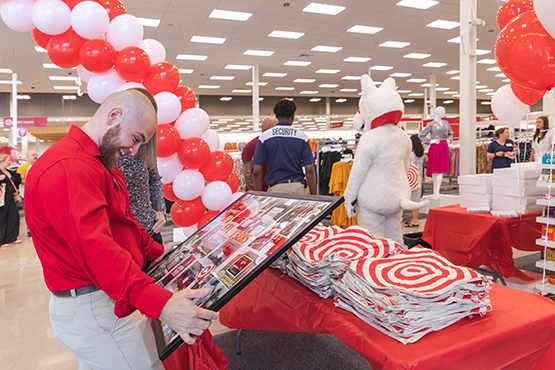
[261, 116, 278, 132]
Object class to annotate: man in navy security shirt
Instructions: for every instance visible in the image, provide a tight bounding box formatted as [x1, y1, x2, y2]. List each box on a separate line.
[252, 99, 317, 195]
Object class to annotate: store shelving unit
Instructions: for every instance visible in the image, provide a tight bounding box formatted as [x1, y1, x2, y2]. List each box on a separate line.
[535, 162, 555, 293]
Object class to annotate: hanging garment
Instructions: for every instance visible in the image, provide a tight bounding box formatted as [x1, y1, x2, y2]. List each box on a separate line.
[319, 151, 342, 195]
[329, 161, 358, 228]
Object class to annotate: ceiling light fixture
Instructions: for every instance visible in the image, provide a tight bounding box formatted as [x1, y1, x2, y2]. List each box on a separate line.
[404, 99, 415, 103]
[294, 79, 315, 83]
[210, 76, 235, 80]
[232, 89, 252, 93]
[198, 85, 220, 89]
[244, 49, 275, 56]
[137, 18, 161, 27]
[390, 72, 412, 77]
[310, 98, 322, 102]
[370, 65, 394, 71]
[477, 59, 497, 64]
[225, 64, 252, 70]
[379, 41, 410, 48]
[344, 57, 371, 62]
[49, 76, 77, 81]
[451, 76, 461, 80]
[302, 2, 346, 15]
[264, 72, 287, 77]
[341, 76, 362, 80]
[268, 30, 304, 39]
[209, 9, 252, 21]
[346, 25, 383, 34]
[409, 93, 424, 96]
[407, 78, 426, 83]
[396, 0, 438, 9]
[423, 62, 447, 68]
[34, 46, 46, 53]
[246, 81, 268, 86]
[284, 61, 311, 66]
[311, 45, 342, 53]
[176, 54, 207, 61]
[445, 70, 459, 74]
[336, 99, 347, 102]
[404, 53, 431, 59]
[275, 87, 294, 90]
[300, 91, 318, 94]
[340, 88, 357, 92]
[316, 69, 340, 74]
[190, 36, 226, 44]
[178, 69, 193, 74]
[220, 97, 232, 101]
[53, 86, 79, 90]
[487, 67, 501, 72]
[426, 19, 460, 29]
[319, 84, 339, 88]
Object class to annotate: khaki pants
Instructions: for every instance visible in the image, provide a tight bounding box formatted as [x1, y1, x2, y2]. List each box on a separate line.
[268, 182, 306, 195]
[49, 290, 164, 370]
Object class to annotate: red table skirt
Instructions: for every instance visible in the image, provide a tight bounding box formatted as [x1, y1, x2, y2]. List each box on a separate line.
[423, 204, 542, 279]
[220, 269, 555, 370]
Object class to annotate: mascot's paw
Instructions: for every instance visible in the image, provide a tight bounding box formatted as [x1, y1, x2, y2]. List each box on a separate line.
[345, 198, 357, 218]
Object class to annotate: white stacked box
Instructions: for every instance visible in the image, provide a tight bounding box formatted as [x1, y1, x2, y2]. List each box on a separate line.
[492, 167, 542, 214]
[458, 174, 493, 209]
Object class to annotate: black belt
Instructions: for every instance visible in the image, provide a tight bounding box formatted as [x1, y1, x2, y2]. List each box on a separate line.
[269, 179, 303, 187]
[52, 284, 100, 298]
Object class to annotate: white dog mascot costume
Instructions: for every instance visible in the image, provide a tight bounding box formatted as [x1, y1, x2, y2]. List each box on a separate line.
[344, 75, 428, 245]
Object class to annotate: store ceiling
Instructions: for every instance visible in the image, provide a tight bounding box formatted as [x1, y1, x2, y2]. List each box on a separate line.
[0, 0, 506, 104]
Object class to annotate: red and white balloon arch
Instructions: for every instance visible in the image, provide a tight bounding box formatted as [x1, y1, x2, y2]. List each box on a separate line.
[0, 0, 241, 232]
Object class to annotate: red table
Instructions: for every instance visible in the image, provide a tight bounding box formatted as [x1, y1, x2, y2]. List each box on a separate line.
[423, 204, 542, 279]
[220, 269, 555, 370]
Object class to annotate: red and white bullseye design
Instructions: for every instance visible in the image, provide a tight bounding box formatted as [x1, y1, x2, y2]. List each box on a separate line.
[350, 247, 480, 295]
[298, 226, 401, 262]
[298, 224, 342, 244]
[407, 165, 419, 189]
[195, 263, 215, 282]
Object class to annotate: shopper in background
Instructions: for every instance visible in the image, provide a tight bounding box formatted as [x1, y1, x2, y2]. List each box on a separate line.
[530, 116, 553, 162]
[404, 135, 426, 228]
[24, 89, 218, 369]
[486, 127, 516, 171]
[253, 99, 317, 195]
[0, 153, 22, 248]
[242, 116, 277, 191]
[16, 150, 38, 198]
[116, 135, 166, 246]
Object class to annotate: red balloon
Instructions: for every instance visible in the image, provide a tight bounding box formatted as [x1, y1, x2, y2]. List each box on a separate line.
[199, 151, 234, 182]
[163, 183, 179, 202]
[61, 0, 84, 9]
[96, 0, 126, 21]
[32, 28, 52, 49]
[115, 46, 151, 82]
[510, 81, 547, 105]
[495, 11, 555, 91]
[496, 0, 534, 30]
[157, 124, 181, 158]
[170, 197, 205, 227]
[80, 39, 116, 74]
[177, 138, 210, 169]
[197, 210, 220, 229]
[47, 29, 88, 69]
[143, 62, 180, 95]
[226, 172, 240, 193]
[174, 86, 196, 112]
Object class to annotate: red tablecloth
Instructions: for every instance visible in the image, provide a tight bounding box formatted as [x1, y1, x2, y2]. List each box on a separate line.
[220, 269, 555, 370]
[423, 204, 542, 279]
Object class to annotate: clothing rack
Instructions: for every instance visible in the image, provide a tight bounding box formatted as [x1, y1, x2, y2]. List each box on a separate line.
[315, 139, 358, 196]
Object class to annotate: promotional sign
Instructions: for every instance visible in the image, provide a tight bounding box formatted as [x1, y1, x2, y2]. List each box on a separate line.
[3, 117, 48, 127]
[18, 128, 27, 138]
[149, 191, 343, 361]
[330, 121, 343, 129]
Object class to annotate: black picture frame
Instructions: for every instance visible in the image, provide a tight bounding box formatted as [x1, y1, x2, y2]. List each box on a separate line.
[148, 191, 343, 361]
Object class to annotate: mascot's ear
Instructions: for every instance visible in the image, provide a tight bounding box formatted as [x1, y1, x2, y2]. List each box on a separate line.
[379, 77, 397, 92]
[360, 74, 378, 97]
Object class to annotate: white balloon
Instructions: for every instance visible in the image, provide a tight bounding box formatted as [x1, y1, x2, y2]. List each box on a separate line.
[202, 181, 232, 211]
[71, 1, 109, 40]
[116, 82, 146, 92]
[175, 108, 210, 139]
[106, 14, 143, 51]
[138, 39, 166, 65]
[173, 169, 206, 201]
[87, 69, 125, 104]
[76, 64, 95, 83]
[535, 0, 555, 40]
[31, 0, 71, 36]
[154, 92, 181, 124]
[182, 224, 198, 238]
[200, 129, 220, 152]
[157, 154, 183, 184]
[1, 0, 36, 32]
[491, 84, 528, 127]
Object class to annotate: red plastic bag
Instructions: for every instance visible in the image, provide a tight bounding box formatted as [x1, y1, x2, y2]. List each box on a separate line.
[188, 331, 228, 370]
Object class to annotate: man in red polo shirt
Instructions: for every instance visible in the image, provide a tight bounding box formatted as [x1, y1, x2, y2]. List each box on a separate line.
[242, 116, 277, 191]
[25, 89, 218, 369]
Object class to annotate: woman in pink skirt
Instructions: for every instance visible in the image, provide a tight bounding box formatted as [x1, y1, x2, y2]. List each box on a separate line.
[419, 107, 453, 198]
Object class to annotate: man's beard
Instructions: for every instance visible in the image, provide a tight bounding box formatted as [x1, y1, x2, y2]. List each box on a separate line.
[99, 125, 122, 170]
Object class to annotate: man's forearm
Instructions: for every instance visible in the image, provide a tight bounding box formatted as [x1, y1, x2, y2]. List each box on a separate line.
[242, 161, 255, 190]
[253, 164, 264, 191]
[305, 165, 317, 195]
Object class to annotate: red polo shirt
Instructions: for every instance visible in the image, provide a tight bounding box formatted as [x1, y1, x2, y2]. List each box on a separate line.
[25, 126, 172, 319]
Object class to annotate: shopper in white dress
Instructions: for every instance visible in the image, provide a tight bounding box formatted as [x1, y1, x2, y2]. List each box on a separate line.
[530, 116, 553, 162]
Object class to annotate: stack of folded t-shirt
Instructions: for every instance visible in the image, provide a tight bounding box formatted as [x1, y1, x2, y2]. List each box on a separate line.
[285, 225, 403, 298]
[333, 246, 492, 344]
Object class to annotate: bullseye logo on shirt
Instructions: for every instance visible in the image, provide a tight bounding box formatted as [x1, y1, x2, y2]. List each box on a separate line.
[195, 263, 215, 282]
